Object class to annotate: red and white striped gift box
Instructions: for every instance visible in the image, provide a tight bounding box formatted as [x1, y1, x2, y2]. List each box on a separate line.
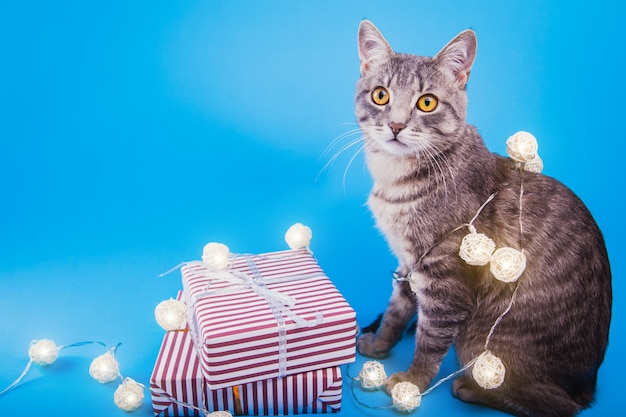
[181, 249, 356, 390]
[150, 316, 343, 416]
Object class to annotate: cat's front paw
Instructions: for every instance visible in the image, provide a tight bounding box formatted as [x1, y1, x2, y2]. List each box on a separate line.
[356, 333, 391, 359]
[384, 371, 421, 394]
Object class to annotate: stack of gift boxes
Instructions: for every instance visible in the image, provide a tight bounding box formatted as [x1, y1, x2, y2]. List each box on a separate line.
[150, 230, 357, 416]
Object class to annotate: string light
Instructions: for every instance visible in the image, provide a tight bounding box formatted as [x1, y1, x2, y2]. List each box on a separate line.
[89, 350, 121, 384]
[154, 298, 188, 331]
[114, 377, 144, 412]
[524, 154, 543, 173]
[459, 231, 496, 266]
[284, 222, 313, 250]
[202, 242, 231, 270]
[489, 247, 526, 283]
[506, 131, 538, 163]
[28, 339, 59, 366]
[472, 351, 506, 389]
[357, 360, 387, 390]
[390, 381, 422, 412]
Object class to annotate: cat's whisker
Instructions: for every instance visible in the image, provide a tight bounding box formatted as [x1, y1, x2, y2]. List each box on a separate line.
[316, 134, 364, 182]
[422, 146, 448, 202]
[319, 127, 363, 161]
[429, 142, 459, 205]
[341, 143, 366, 189]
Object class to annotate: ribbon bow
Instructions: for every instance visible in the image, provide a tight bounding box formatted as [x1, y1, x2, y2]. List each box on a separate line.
[187, 257, 323, 328]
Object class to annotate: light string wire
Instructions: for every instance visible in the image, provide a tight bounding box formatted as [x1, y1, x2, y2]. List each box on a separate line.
[518, 164, 526, 250]
[151, 387, 210, 415]
[484, 281, 521, 351]
[396, 191, 497, 281]
[0, 340, 110, 397]
[0, 360, 32, 397]
[484, 165, 526, 351]
[345, 363, 394, 411]
[420, 192, 498, 266]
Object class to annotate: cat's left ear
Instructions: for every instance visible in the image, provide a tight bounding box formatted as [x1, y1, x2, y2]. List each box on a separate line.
[435, 30, 477, 88]
[358, 20, 394, 75]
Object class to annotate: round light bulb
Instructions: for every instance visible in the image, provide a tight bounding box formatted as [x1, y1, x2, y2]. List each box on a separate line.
[459, 232, 496, 266]
[202, 242, 231, 270]
[285, 223, 312, 250]
[28, 339, 59, 366]
[472, 351, 506, 389]
[390, 381, 422, 412]
[506, 131, 539, 163]
[89, 351, 120, 383]
[114, 377, 144, 412]
[357, 360, 387, 390]
[155, 298, 187, 331]
[523, 154, 543, 173]
[490, 247, 526, 283]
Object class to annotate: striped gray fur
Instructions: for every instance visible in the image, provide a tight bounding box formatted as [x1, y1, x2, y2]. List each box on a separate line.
[354, 20, 611, 417]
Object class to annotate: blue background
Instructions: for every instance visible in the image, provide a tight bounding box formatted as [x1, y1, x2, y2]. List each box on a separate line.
[1, 1, 624, 416]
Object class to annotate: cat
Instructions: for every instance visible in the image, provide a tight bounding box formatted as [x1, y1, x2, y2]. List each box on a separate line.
[354, 20, 612, 417]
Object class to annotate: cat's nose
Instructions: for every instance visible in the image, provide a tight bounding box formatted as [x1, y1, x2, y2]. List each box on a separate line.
[388, 122, 406, 136]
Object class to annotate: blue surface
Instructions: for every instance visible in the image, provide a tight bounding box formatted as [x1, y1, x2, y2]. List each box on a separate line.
[1, 1, 624, 416]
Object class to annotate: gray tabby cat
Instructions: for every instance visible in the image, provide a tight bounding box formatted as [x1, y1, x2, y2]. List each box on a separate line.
[355, 20, 611, 417]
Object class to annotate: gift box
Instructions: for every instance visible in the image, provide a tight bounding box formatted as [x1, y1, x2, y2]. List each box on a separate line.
[181, 248, 357, 390]
[151, 316, 344, 416]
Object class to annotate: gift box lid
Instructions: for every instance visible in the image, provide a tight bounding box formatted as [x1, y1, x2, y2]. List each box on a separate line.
[182, 249, 356, 389]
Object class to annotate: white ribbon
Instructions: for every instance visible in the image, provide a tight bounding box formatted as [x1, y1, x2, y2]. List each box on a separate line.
[189, 259, 323, 328]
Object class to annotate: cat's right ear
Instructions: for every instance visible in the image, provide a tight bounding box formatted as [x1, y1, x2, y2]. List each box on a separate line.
[434, 30, 477, 88]
[358, 20, 394, 75]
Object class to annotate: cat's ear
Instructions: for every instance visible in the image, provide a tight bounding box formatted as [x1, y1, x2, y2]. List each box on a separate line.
[435, 30, 477, 88]
[358, 20, 394, 75]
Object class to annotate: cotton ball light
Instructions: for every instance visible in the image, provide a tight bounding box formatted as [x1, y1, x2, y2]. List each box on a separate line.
[523, 154, 544, 173]
[357, 360, 387, 390]
[114, 377, 144, 412]
[459, 232, 496, 266]
[472, 351, 506, 389]
[390, 381, 422, 412]
[202, 242, 231, 270]
[506, 131, 538, 163]
[206, 412, 233, 417]
[490, 247, 526, 283]
[28, 339, 59, 366]
[89, 351, 120, 383]
[155, 298, 188, 331]
[285, 223, 312, 250]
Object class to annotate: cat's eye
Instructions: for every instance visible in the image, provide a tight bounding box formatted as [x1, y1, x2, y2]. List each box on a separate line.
[371, 87, 390, 105]
[417, 94, 438, 112]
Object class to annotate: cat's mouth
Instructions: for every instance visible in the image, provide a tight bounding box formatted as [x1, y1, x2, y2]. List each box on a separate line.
[383, 138, 412, 154]
[387, 138, 407, 147]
